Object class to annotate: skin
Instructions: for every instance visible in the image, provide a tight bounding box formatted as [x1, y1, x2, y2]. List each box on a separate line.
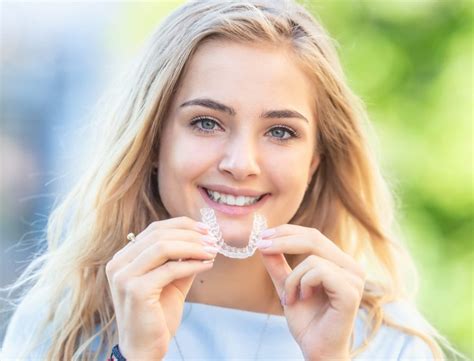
[157, 39, 319, 315]
[158, 40, 319, 245]
[106, 40, 365, 360]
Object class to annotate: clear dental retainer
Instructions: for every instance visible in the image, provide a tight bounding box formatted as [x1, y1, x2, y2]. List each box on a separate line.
[200, 207, 267, 259]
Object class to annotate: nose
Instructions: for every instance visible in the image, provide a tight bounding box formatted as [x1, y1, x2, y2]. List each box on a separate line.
[218, 132, 261, 181]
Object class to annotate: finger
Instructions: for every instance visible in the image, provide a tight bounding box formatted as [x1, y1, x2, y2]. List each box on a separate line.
[125, 240, 219, 276]
[344, 271, 366, 299]
[113, 229, 217, 266]
[258, 225, 364, 278]
[283, 257, 315, 305]
[119, 216, 211, 255]
[136, 216, 210, 242]
[259, 252, 292, 300]
[279, 254, 365, 306]
[122, 259, 215, 301]
[298, 260, 360, 312]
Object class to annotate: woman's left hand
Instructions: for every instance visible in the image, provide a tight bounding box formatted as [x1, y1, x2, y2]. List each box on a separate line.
[257, 225, 366, 361]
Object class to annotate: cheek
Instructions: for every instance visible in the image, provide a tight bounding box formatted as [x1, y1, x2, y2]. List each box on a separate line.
[261, 146, 313, 226]
[263, 147, 312, 194]
[158, 129, 219, 188]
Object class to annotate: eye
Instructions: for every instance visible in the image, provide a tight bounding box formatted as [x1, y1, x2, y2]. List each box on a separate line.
[189, 116, 222, 133]
[267, 125, 298, 142]
[189, 117, 298, 142]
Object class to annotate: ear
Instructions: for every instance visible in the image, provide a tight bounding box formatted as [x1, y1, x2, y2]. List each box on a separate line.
[307, 153, 321, 185]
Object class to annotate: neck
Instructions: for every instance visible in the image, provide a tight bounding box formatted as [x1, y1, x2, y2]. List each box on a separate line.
[186, 252, 283, 316]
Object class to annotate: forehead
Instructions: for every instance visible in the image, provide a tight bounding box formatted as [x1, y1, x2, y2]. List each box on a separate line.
[172, 39, 317, 123]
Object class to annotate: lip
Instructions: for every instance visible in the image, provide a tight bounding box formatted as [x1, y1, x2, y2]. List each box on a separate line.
[198, 186, 270, 216]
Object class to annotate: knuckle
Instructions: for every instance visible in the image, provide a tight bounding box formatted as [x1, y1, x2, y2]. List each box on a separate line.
[356, 276, 366, 295]
[149, 221, 162, 230]
[318, 260, 331, 273]
[313, 229, 331, 247]
[310, 241, 321, 255]
[113, 272, 129, 292]
[299, 276, 309, 288]
[105, 260, 115, 277]
[310, 229, 325, 250]
[112, 249, 125, 260]
[273, 224, 285, 234]
[311, 228, 322, 238]
[150, 228, 165, 240]
[348, 260, 365, 280]
[307, 254, 318, 265]
[299, 270, 312, 284]
[154, 241, 169, 255]
[124, 280, 142, 298]
[177, 216, 194, 225]
[350, 275, 364, 293]
[345, 276, 362, 297]
[340, 288, 359, 309]
[349, 287, 362, 303]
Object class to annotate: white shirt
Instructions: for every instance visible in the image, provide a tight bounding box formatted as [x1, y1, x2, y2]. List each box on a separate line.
[2, 297, 435, 360]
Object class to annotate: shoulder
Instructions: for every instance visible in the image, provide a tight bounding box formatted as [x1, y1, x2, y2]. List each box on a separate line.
[353, 300, 436, 360]
[1, 289, 52, 359]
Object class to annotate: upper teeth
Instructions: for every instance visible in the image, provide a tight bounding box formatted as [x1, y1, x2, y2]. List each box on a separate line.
[206, 189, 261, 206]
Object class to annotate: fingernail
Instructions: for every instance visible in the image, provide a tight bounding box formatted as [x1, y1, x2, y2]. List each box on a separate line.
[200, 235, 217, 245]
[202, 259, 215, 264]
[280, 293, 286, 306]
[256, 239, 272, 249]
[196, 222, 210, 232]
[259, 228, 276, 239]
[203, 246, 219, 254]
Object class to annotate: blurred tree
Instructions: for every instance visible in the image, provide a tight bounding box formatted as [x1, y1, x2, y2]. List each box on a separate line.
[314, 1, 473, 356]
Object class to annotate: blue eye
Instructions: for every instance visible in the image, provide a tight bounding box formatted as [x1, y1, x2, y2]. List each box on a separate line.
[190, 116, 221, 133]
[267, 126, 298, 142]
[189, 117, 298, 142]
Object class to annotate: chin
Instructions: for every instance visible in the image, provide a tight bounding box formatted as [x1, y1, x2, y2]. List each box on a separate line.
[224, 237, 251, 248]
[220, 227, 252, 247]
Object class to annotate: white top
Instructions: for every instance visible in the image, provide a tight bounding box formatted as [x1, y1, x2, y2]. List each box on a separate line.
[2, 297, 435, 360]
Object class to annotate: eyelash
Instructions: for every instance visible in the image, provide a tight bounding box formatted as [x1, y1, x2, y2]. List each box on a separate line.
[189, 116, 299, 142]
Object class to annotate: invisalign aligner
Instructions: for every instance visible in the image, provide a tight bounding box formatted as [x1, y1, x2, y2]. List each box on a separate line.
[200, 207, 267, 259]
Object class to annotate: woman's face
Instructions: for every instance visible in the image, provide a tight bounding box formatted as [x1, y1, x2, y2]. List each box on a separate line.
[158, 40, 320, 246]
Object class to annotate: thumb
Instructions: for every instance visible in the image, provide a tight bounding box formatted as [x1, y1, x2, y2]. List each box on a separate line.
[259, 251, 292, 299]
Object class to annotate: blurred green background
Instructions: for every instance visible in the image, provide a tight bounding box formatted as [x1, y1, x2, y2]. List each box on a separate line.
[112, 0, 473, 357]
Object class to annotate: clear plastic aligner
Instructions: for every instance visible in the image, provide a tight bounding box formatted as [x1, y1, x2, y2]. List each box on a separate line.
[200, 208, 267, 259]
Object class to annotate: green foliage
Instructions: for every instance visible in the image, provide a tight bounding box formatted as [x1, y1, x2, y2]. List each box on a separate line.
[313, 0, 473, 357]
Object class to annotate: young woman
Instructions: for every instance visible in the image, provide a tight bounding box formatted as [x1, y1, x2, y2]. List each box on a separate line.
[2, 1, 459, 360]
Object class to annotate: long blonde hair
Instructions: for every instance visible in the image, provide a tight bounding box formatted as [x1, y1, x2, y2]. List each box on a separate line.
[3, 1, 461, 360]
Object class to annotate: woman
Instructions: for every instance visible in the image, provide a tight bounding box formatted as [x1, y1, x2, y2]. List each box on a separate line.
[2, 1, 459, 360]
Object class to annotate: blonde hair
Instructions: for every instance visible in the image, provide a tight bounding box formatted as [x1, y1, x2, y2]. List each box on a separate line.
[3, 0, 462, 360]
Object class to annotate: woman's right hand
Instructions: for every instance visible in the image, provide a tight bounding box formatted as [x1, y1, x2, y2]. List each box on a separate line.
[105, 216, 218, 360]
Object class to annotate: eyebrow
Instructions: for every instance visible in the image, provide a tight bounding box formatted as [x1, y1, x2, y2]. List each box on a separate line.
[179, 97, 309, 123]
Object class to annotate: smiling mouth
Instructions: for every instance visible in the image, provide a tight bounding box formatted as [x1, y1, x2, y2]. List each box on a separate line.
[200, 187, 268, 207]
